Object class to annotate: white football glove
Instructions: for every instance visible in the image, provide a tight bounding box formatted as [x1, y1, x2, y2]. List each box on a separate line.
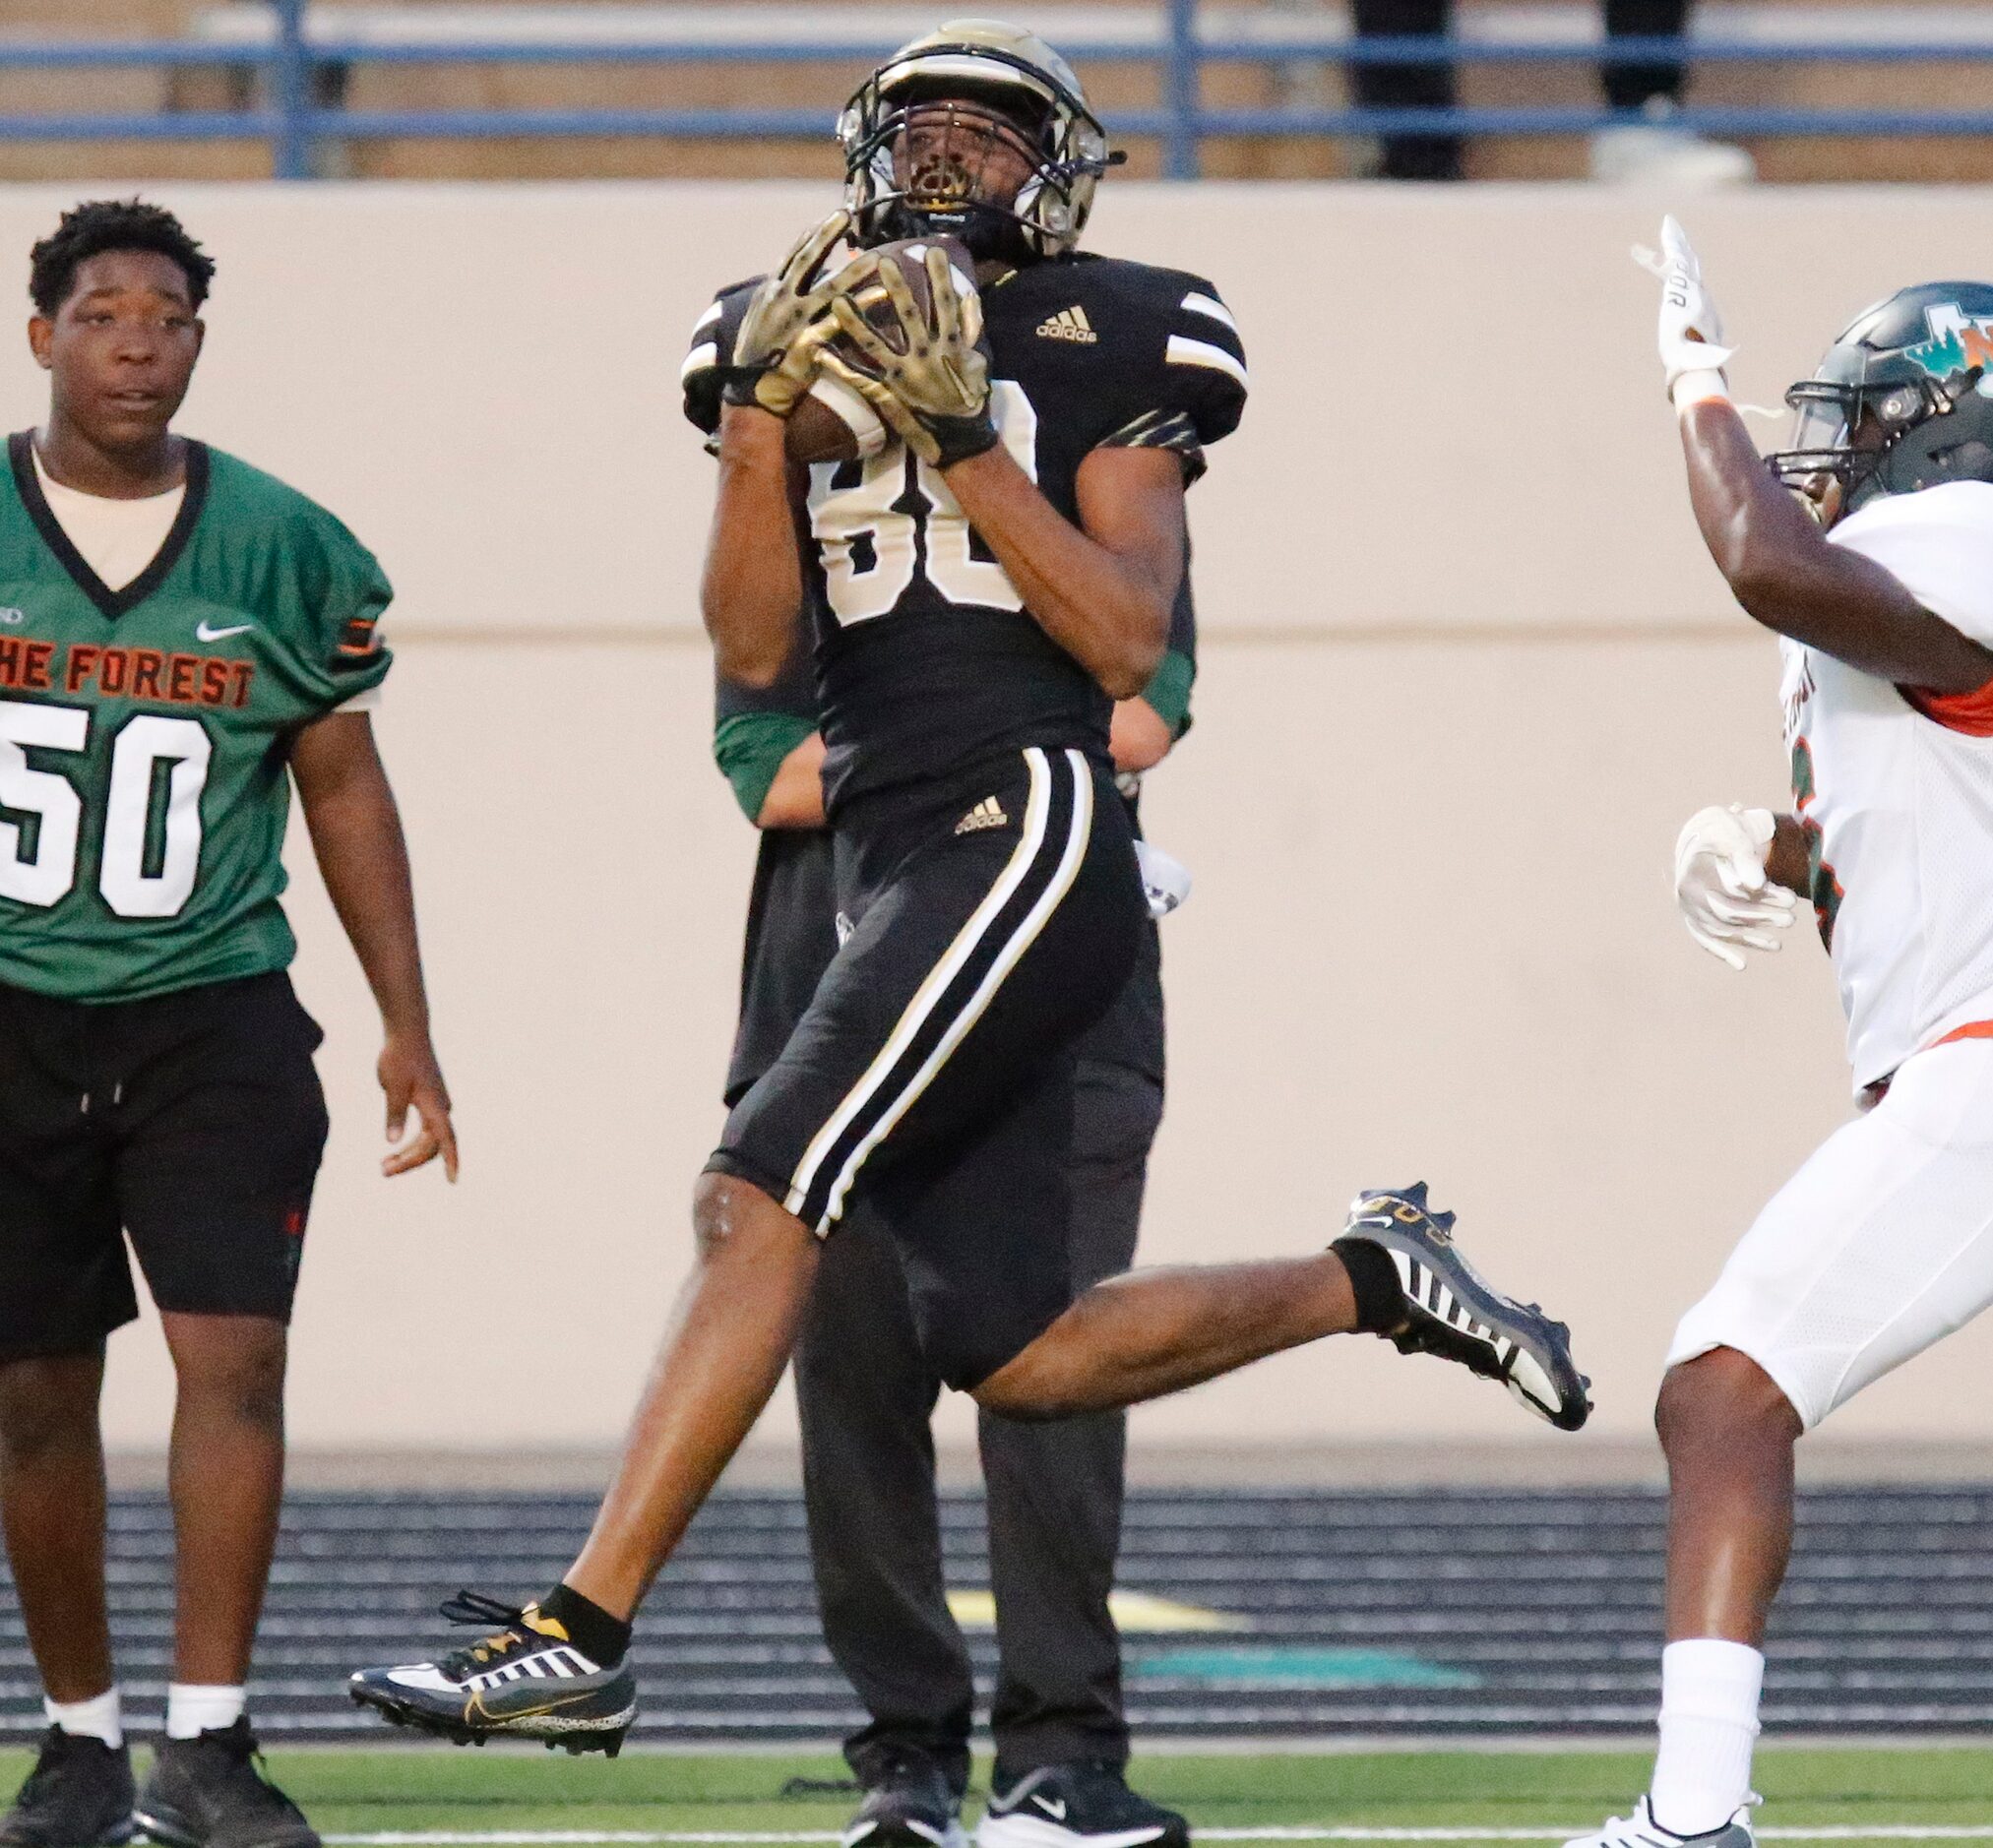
[1632, 216, 1735, 403]
[1673, 804, 1798, 971]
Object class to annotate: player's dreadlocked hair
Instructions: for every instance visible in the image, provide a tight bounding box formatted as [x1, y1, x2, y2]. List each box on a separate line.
[29, 199, 215, 316]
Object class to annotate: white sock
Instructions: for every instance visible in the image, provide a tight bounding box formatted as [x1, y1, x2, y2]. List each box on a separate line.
[165, 1684, 245, 1741]
[44, 1688, 122, 1750]
[1650, 1638, 1764, 1835]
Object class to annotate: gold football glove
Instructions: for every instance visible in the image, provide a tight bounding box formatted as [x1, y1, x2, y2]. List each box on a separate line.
[724, 211, 877, 419]
[817, 245, 1000, 469]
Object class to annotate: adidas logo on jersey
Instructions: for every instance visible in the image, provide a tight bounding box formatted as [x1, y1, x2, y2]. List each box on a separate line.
[1036, 305, 1097, 343]
[955, 796, 1010, 834]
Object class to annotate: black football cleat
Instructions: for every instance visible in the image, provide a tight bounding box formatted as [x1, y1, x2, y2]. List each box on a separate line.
[349, 1591, 636, 1754]
[0, 1728, 135, 1848]
[133, 1719, 317, 1848]
[1336, 1183, 1592, 1432]
[977, 1762, 1188, 1848]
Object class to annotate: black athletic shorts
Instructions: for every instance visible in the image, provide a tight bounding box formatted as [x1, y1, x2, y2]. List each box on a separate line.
[712, 745, 1147, 1390]
[0, 970, 331, 1362]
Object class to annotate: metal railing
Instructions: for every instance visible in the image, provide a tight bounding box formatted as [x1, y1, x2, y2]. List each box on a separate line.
[5, 0, 1993, 179]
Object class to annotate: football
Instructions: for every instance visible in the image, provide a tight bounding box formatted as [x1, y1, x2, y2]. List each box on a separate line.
[784, 381, 865, 466]
[784, 232, 977, 466]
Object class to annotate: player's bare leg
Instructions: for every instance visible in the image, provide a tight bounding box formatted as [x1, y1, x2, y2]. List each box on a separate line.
[350, 1172, 820, 1751]
[0, 1348, 114, 1703]
[985, 1184, 1588, 1431]
[973, 1255, 1359, 1417]
[0, 1347, 139, 1848]
[976, 1185, 1587, 1424]
[134, 1322, 319, 1848]
[160, 1314, 288, 1686]
[571, 1181, 1584, 1604]
[577, 1224, 1366, 1603]
[1657, 1348, 1804, 1646]
[351, 1182, 1587, 1752]
[566, 1174, 822, 1620]
[1564, 1348, 1802, 1848]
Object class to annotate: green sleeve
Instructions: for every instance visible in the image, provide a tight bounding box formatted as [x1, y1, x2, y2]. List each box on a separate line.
[714, 710, 818, 823]
[315, 544, 393, 711]
[293, 509, 394, 713]
[1140, 647, 1195, 738]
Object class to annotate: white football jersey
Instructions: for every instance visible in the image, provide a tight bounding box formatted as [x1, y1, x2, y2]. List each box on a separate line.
[1782, 479, 1993, 1090]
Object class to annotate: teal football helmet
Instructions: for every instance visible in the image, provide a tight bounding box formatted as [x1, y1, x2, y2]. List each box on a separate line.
[1772, 281, 1993, 514]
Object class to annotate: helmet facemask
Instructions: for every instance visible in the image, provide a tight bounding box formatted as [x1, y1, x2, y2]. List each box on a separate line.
[1768, 359, 1993, 521]
[1769, 376, 1954, 512]
[841, 42, 1115, 263]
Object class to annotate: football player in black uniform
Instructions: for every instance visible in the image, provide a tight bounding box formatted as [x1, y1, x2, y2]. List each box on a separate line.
[708, 595, 1194, 1848]
[350, 18, 1590, 1756]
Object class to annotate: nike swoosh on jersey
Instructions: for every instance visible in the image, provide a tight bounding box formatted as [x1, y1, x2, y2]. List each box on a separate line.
[195, 620, 255, 642]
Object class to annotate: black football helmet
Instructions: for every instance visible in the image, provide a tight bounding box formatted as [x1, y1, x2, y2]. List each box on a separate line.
[1770, 281, 1993, 515]
[838, 18, 1119, 264]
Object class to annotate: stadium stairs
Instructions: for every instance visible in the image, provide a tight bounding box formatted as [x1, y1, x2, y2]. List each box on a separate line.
[6, 1468, 1993, 1742]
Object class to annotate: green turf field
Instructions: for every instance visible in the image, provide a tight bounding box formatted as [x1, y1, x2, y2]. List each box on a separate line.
[5, 1747, 1986, 1843]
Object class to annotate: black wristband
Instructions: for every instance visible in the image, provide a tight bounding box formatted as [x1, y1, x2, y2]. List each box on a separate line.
[1331, 1235, 1407, 1335]
[930, 411, 1002, 471]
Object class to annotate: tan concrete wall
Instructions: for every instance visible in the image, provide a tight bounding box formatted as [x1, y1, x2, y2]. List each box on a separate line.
[0, 179, 1976, 1459]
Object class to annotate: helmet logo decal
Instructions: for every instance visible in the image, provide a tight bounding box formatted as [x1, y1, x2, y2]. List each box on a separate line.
[1905, 303, 1993, 397]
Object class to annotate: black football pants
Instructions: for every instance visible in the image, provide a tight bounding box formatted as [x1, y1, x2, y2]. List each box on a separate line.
[794, 1057, 1163, 1794]
[1352, 0, 1692, 179]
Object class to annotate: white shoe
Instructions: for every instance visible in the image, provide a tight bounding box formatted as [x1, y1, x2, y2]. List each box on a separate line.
[1563, 1794, 1757, 1848]
[1590, 101, 1755, 187]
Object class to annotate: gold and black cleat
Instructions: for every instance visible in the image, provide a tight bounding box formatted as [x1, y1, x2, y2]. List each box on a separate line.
[348, 1591, 636, 1756]
[1337, 1182, 1593, 1432]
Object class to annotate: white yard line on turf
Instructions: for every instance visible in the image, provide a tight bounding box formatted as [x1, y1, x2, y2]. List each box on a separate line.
[324, 1829, 1993, 1844]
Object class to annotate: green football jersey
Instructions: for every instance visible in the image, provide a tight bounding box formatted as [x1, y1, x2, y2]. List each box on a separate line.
[0, 433, 392, 1002]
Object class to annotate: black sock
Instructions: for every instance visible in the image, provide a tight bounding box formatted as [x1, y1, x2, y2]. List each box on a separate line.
[1331, 1236, 1406, 1334]
[538, 1582, 632, 1668]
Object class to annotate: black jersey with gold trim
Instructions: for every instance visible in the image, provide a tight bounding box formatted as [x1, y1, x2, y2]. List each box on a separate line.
[683, 251, 1245, 814]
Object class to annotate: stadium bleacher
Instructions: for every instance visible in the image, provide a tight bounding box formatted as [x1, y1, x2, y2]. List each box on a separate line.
[1, 0, 1992, 182]
[8, 1483, 1993, 1744]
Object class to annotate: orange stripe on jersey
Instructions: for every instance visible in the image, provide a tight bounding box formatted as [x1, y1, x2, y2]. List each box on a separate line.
[1871, 1017, 1993, 1098]
[1900, 676, 1993, 737]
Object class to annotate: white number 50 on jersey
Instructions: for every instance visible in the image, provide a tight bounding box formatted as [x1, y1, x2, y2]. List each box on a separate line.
[0, 702, 210, 917]
[809, 381, 1038, 625]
